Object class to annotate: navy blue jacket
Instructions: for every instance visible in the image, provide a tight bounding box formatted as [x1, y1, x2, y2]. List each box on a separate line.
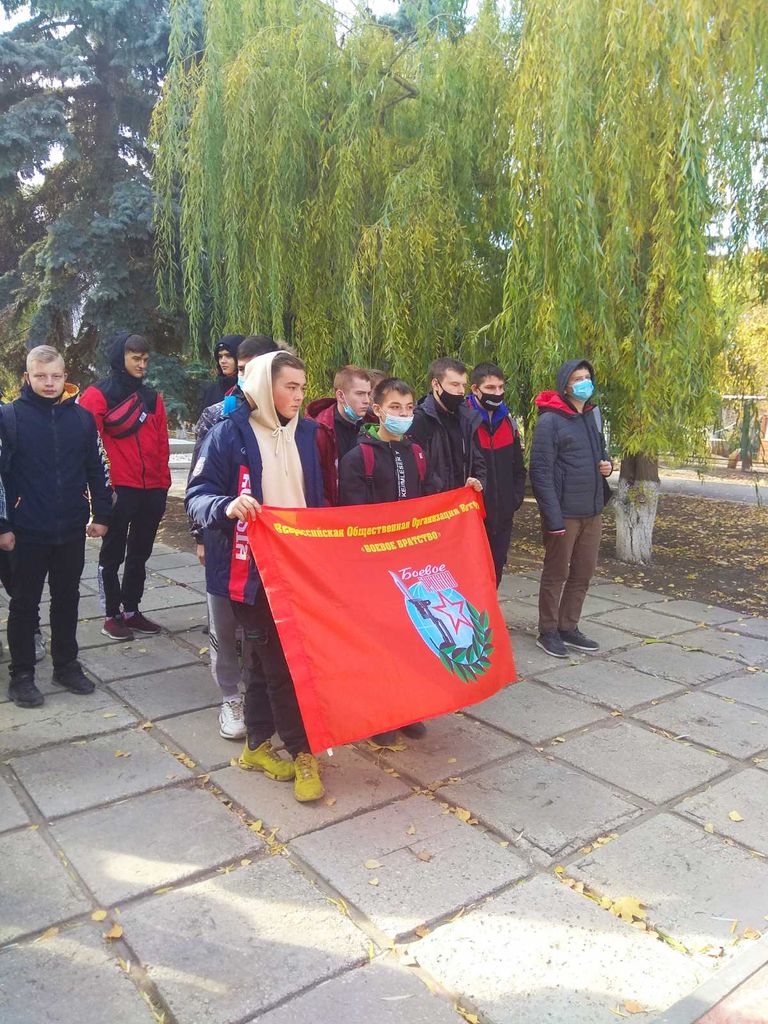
[529, 359, 612, 532]
[0, 384, 113, 542]
[185, 402, 324, 603]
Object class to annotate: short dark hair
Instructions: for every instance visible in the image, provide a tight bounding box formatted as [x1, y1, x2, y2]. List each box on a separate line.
[373, 377, 414, 405]
[429, 357, 466, 384]
[270, 351, 305, 381]
[125, 333, 150, 354]
[238, 334, 278, 360]
[471, 362, 505, 386]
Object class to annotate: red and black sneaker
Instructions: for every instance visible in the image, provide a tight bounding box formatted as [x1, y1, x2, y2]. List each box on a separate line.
[123, 611, 162, 635]
[102, 616, 134, 641]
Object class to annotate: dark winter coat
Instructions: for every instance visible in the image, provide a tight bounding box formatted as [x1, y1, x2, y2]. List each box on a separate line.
[408, 394, 487, 494]
[338, 427, 430, 505]
[0, 383, 113, 542]
[305, 398, 376, 506]
[185, 401, 324, 603]
[529, 359, 612, 532]
[187, 387, 246, 543]
[79, 335, 171, 490]
[467, 394, 526, 535]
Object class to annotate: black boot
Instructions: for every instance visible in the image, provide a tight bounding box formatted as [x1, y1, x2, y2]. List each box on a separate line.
[52, 661, 95, 695]
[9, 672, 45, 708]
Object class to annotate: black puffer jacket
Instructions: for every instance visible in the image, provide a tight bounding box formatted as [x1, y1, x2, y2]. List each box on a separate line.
[408, 394, 486, 494]
[529, 359, 611, 532]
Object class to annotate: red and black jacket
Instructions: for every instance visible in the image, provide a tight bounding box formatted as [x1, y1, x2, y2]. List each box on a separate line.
[466, 395, 526, 534]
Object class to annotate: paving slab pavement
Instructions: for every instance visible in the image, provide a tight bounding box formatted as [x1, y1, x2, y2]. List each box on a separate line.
[1, 550, 767, 1023]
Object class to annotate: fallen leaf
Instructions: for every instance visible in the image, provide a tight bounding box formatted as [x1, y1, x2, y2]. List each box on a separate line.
[113, 750, 131, 758]
[406, 824, 417, 835]
[240, 859, 252, 867]
[455, 1008, 479, 1024]
[498, 840, 510, 848]
[416, 850, 433, 862]
[102, 712, 117, 719]
[91, 910, 108, 922]
[742, 927, 762, 940]
[364, 858, 382, 870]
[368, 877, 379, 886]
[104, 924, 123, 940]
[704, 822, 715, 834]
[248, 819, 263, 832]
[552, 736, 565, 743]
[323, 796, 337, 807]
[153, 886, 173, 895]
[198, 646, 209, 655]
[623, 999, 647, 1014]
[37, 926, 59, 942]
[730, 919, 739, 935]
[415, 925, 430, 938]
[728, 810, 744, 822]
[454, 807, 471, 822]
[447, 757, 458, 764]
[610, 897, 647, 924]
[139, 721, 154, 731]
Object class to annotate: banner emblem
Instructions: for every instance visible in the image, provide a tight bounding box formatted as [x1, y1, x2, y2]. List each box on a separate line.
[390, 565, 494, 683]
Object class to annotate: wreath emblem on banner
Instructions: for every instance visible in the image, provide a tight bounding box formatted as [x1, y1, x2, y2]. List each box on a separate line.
[389, 566, 494, 682]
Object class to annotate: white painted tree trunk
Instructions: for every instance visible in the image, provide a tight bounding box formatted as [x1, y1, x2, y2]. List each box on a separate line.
[615, 477, 660, 563]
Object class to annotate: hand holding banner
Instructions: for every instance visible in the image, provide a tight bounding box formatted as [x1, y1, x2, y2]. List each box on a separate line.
[248, 486, 516, 753]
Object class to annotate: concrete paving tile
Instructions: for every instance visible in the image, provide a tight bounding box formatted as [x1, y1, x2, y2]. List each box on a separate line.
[497, 574, 540, 603]
[155, 707, 241, 770]
[696, 962, 768, 1024]
[465, 680, 608, 744]
[291, 796, 529, 940]
[591, 607, 693, 639]
[499, 599, 540, 631]
[571, 814, 768, 951]
[571, 620, 641, 653]
[648, 600, 741, 626]
[579, 594, 624, 617]
[0, 659, 61, 703]
[376, 712, 522, 786]
[157, 606, 208, 634]
[415, 874, 707, 1024]
[149, 564, 206, 587]
[0, 829, 90, 943]
[635, 692, 768, 758]
[10, 728, 192, 818]
[212, 746, 410, 841]
[51, 787, 258, 905]
[589, 583, 667, 606]
[119, 857, 368, 1024]
[255, 962, 463, 1024]
[132, 585, 206, 614]
[505, 631, 578, 679]
[79, 637, 199, 683]
[0, 925, 158, 1024]
[534, 659, 684, 710]
[72, 619, 126, 650]
[670, 628, 768, 666]
[0, 691, 137, 758]
[613, 643, 736, 686]
[146, 551, 202, 572]
[0, 777, 29, 832]
[726, 616, 768, 641]
[109, 663, 221, 720]
[677, 770, 768, 855]
[440, 752, 641, 855]
[706, 671, 768, 713]
[556, 721, 728, 803]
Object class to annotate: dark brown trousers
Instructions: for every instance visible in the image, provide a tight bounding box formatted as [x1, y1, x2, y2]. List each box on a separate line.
[538, 515, 602, 634]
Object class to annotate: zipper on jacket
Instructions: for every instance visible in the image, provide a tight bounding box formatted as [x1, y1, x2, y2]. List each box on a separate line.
[52, 404, 63, 544]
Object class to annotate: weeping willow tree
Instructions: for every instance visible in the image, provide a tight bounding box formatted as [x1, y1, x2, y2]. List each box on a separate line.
[497, 0, 767, 561]
[152, 0, 514, 387]
[154, 0, 767, 562]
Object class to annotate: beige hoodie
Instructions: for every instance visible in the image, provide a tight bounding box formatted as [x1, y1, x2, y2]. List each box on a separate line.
[242, 352, 306, 508]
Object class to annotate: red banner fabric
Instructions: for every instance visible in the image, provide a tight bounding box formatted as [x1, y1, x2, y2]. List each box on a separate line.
[248, 486, 517, 753]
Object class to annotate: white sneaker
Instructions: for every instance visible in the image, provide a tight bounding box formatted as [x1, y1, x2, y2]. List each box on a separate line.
[219, 697, 246, 740]
[34, 632, 47, 663]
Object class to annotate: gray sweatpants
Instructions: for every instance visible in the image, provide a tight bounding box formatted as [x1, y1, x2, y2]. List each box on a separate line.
[207, 592, 252, 699]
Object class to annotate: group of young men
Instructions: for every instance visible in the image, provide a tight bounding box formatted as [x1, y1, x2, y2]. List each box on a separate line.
[0, 331, 614, 807]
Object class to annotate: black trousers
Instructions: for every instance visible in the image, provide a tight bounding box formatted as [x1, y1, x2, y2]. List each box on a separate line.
[98, 487, 167, 617]
[231, 588, 309, 758]
[486, 520, 514, 588]
[8, 534, 85, 676]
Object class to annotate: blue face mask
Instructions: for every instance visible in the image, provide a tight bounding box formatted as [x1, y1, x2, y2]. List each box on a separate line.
[237, 375, 246, 390]
[341, 396, 363, 423]
[570, 379, 594, 401]
[383, 414, 414, 436]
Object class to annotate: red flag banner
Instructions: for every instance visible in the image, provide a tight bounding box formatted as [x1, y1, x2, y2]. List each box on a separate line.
[248, 486, 517, 753]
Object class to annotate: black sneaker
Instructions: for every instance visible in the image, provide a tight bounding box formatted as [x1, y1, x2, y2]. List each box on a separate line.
[9, 673, 45, 708]
[400, 721, 427, 739]
[536, 632, 569, 658]
[370, 731, 399, 746]
[52, 661, 95, 695]
[559, 628, 600, 653]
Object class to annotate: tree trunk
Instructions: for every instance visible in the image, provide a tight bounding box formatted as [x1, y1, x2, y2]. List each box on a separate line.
[615, 453, 660, 564]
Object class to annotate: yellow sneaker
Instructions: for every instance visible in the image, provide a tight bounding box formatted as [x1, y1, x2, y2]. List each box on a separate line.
[293, 752, 324, 802]
[238, 740, 295, 781]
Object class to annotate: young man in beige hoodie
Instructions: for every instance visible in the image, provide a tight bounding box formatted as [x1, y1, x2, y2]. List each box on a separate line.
[186, 351, 327, 802]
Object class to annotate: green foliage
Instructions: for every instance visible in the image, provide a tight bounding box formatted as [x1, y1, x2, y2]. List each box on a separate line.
[0, 0, 201, 394]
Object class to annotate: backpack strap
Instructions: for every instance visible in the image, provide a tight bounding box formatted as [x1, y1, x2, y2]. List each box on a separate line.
[411, 442, 426, 482]
[361, 442, 375, 481]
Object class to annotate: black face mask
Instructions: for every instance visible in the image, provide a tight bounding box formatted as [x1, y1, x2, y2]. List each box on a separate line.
[478, 390, 504, 411]
[437, 387, 465, 414]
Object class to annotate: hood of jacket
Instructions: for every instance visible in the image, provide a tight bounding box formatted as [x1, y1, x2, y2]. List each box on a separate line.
[99, 332, 157, 412]
[360, 423, 416, 447]
[535, 358, 595, 416]
[305, 396, 337, 433]
[418, 391, 482, 428]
